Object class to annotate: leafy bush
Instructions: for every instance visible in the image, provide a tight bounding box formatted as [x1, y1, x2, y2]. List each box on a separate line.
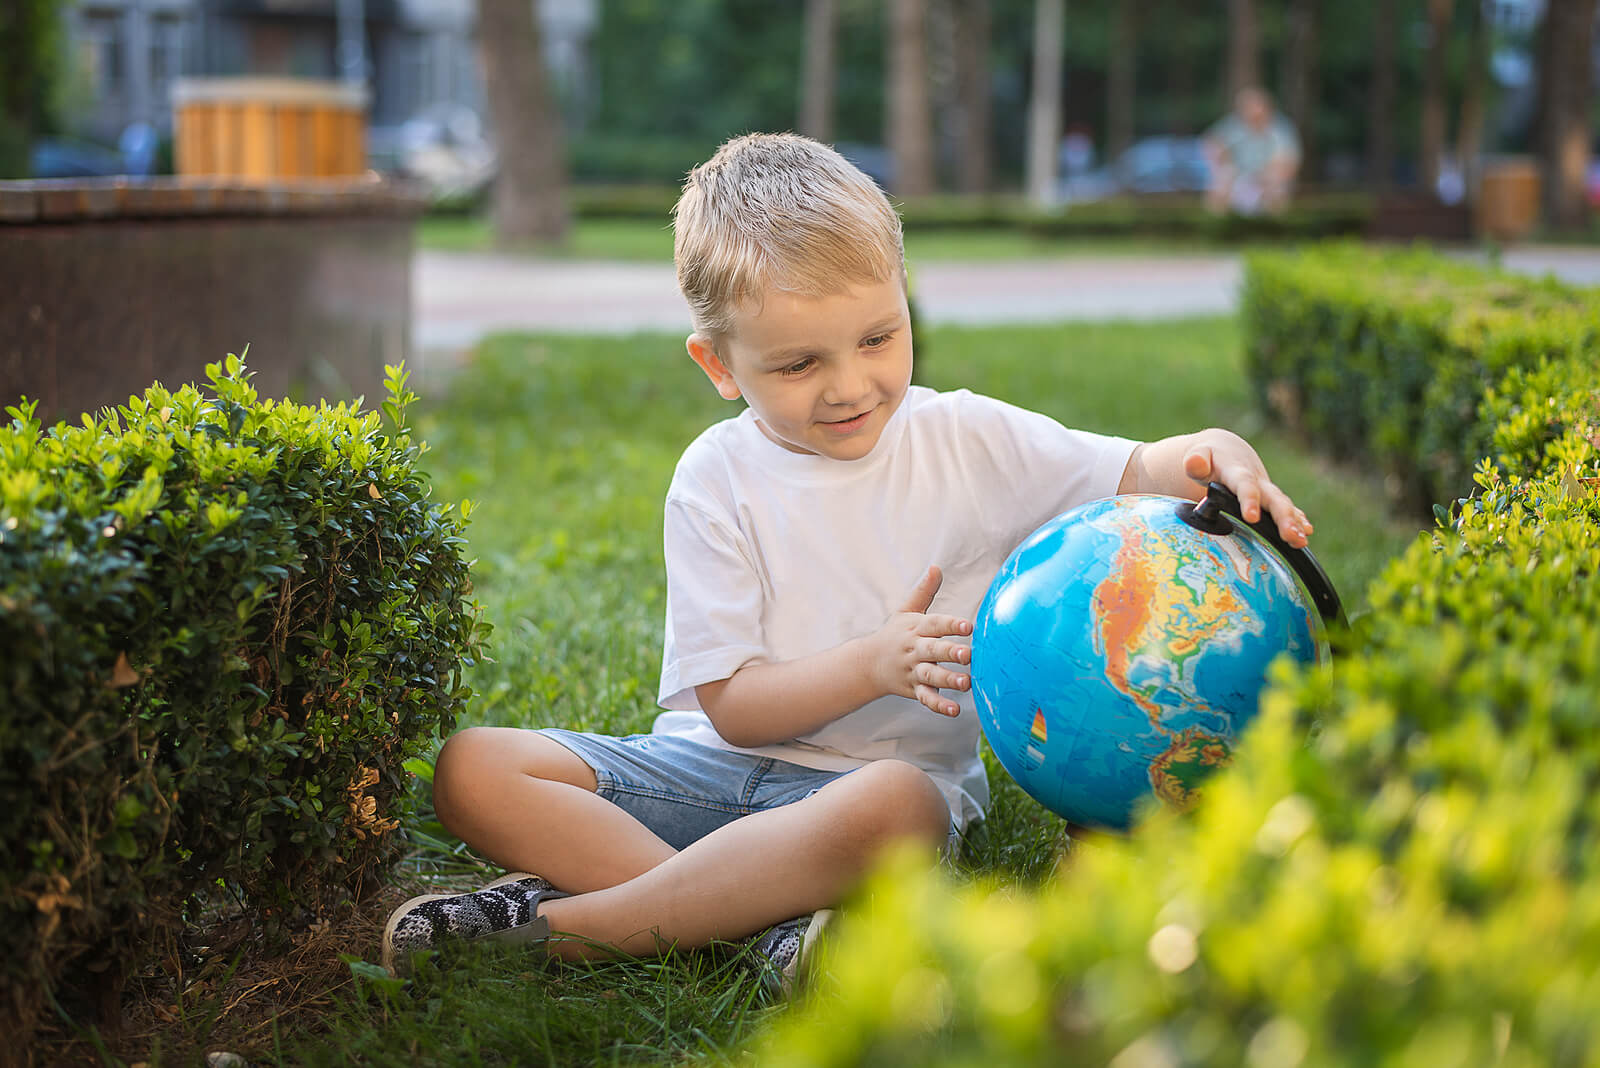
[0, 358, 486, 1044]
[759, 310, 1600, 1064]
[1241, 242, 1600, 511]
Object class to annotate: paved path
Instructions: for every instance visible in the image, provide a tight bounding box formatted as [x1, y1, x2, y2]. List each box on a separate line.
[412, 245, 1600, 381]
[413, 251, 1242, 351]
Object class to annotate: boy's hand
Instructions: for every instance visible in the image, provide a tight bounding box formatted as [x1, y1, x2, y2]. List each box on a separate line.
[1182, 431, 1313, 549]
[869, 566, 972, 718]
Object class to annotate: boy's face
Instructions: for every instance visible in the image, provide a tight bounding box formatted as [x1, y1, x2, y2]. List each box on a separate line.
[687, 278, 913, 461]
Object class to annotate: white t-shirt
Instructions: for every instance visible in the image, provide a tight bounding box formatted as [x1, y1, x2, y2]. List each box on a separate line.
[654, 385, 1139, 827]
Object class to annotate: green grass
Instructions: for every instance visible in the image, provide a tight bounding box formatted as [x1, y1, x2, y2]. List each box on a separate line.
[415, 214, 1233, 263]
[270, 317, 1422, 1065]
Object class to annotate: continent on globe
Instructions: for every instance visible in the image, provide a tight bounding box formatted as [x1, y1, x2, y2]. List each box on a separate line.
[1148, 726, 1234, 809]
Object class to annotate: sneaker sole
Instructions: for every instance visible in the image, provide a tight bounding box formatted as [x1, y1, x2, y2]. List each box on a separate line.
[783, 907, 836, 990]
[381, 871, 549, 975]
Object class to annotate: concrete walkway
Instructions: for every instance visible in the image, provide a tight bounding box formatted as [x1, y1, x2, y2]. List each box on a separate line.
[412, 244, 1600, 381]
[413, 251, 1242, 351]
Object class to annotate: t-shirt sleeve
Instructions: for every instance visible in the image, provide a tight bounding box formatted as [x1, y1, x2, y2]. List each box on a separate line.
[953, 390, 1140, 541]
[1273, 117, 1302, 161]
[657, 495, 769, 711]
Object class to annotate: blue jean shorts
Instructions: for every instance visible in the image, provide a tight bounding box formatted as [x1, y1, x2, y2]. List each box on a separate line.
[538, 729, 964, 856]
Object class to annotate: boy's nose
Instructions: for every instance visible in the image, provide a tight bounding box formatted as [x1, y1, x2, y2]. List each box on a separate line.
[823, 360, 872, 406]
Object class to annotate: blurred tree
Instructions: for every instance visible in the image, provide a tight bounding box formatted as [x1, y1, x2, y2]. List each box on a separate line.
[0, 0, 63, 178]
[1226, 0, 1260, 98]
[585, 1, 805, 165]
[1281, 0, 1319, 178]
[478, 0, 570, 246]
[1537, 0, 1597, 229]
[888, 0, 936, 194]
[800, 0, 838, 141]
[952, 0, 993, 192]
[1418, 0, 1452, 193]
[1025, 0, 1062, 205]
[1106, 0, 1136, 158]
[1456, 0, 1490, 205]
[1366, 0, 1397, 186]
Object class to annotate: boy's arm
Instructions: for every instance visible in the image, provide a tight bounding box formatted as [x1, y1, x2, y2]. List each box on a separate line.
[1119, 427, 1313, 548]
[695, 566, 972, 749]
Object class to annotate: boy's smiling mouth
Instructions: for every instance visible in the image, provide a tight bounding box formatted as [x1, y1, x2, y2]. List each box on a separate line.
[819, 409, 874, 433]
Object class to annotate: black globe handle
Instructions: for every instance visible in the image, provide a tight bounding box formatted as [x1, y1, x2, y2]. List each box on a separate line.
[1175, 481, 1345, 626]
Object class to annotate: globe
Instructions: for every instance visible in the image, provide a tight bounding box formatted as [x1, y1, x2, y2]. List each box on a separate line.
[971, 490, 1334, 831]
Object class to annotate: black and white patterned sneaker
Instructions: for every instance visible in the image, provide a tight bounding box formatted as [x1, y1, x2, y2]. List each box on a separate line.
[381, 872, 569, 975]
[748, 908, 834, 996]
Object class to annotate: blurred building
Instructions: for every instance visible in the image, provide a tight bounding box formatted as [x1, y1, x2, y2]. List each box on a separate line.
[59, 0, 595, 144]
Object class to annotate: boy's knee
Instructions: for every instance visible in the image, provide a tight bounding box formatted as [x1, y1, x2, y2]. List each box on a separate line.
[854, 759, 951, 849]
[431, 726, 500, 829]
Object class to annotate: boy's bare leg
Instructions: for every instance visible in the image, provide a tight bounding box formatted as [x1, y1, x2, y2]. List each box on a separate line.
[432, 727, 679, 892]
[538, 757, 950, 960]
[432, 728, 950, 959]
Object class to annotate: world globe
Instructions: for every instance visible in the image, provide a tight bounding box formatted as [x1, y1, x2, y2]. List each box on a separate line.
[971, 486, 1340, 831]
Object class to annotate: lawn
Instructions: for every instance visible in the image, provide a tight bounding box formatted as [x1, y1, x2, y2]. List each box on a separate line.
[248, 317, 1421, 1064]
[416, 213, 1234, 263]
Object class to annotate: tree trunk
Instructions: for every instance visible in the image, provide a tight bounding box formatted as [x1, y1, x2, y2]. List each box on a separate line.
[1539, 0, 1598, 230]
[1367, 0, 1396, 186]
[478, 0, 569, 247]
[1226, 0, 1259, 99]
[1456, 0, 1491, 205]
[799, 0, 838, 142]
[1166, 0, 1198, 134]
[887, 0, 936, 196]
[951, 0, 992, 193]
[1107, 0, 1136, 159]
[1419, 0, 1453, 194]
[1282, 0, 1318, 180]
[1025, 0, 1064, 207]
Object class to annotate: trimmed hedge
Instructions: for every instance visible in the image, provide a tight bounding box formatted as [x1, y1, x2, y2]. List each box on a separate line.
[1241, 243, 1600, 512]
[759, 279, 1600, 1063]
[431, 185, 1374, 243]
[0, 359, 486, 1043]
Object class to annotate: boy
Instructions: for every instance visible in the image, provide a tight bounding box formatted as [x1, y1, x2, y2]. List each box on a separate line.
[381, 133, 1313, 984]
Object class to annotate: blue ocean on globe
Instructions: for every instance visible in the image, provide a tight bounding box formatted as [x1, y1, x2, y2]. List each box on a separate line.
[971, 494, 1327, 831]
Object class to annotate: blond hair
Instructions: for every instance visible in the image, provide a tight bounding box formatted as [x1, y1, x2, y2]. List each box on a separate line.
[673, 132, 905, 338]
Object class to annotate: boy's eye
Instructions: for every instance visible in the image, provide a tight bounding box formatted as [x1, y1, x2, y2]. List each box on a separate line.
[780, 357, 815, 376]
[862, 333, 891, 349]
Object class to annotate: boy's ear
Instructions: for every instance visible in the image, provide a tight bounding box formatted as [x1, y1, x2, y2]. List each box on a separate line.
[687, 334, 742, 400]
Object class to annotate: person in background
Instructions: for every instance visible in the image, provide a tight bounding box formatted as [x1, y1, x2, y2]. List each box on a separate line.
[1203, 87, 1301, 215]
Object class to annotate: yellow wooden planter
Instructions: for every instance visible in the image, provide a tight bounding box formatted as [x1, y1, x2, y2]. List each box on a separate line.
[172, 77, 369, 181]
[1477, 156, 1542, 242]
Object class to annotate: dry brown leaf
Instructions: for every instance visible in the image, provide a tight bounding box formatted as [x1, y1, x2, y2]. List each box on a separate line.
[109, 651, 140, 688]
[367, 483, 382, 500]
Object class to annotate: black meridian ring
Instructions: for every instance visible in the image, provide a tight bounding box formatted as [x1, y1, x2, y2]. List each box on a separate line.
[1175, 481, 1346, 626]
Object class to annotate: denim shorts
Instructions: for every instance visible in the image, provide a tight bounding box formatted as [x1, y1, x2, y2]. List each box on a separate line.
[538, 729, 963, 856]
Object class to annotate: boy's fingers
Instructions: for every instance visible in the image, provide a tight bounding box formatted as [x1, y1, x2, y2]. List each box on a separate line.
[915, 662, 970, 692]
[1183, 446, 1214, 484]
[915, 685, 961, 717]
[916, 614, 972, 638]
[897, 565, 943, 614]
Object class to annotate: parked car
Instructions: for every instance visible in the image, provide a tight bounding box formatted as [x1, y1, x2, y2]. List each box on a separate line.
[369, 105, 495, 202]
[30, 123, 158, 178]
[1059, 136, 1212, 203]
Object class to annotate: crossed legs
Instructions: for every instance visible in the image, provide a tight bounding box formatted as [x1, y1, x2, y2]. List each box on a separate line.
[430, 726, 951, 961]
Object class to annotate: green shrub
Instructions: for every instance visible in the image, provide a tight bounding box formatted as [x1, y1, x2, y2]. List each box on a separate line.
[759, 325, 1600, 1063]
[1241, 243, 1600, 511]
[0, 358, 486, 1043]
[518, 185, 1373, 242]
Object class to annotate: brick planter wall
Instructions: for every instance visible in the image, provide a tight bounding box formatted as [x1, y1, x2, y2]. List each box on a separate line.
[0, 177, 426, 420]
